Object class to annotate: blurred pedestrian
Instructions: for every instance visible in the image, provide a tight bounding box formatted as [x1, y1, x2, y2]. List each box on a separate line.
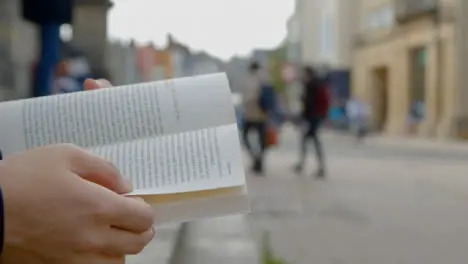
[406, 101, 425, 134]
[329, 103, 345, 129]
[293, 66, 330, 178]
[23, 0, 73, 97]
[52, 60, 81, 94]
[241, 62, 276, 175]
[346, 96, 370, 143]
[69, 56, 92, 90]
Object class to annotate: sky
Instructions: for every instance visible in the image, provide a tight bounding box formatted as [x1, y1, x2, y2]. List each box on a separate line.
[108, 0, 295, 60]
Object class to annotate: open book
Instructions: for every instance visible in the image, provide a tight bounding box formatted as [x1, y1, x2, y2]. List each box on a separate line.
[0, 73, 249, 225]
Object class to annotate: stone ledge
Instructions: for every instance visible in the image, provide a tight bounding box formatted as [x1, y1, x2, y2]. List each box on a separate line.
[75, 0, 113, 8]
[126, 223, 182, 264]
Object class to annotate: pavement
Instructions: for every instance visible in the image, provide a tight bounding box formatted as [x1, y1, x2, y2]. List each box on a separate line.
[172, 216, 259, 264]
[126, 224, 181, 264]
[174, 127, 468, 264]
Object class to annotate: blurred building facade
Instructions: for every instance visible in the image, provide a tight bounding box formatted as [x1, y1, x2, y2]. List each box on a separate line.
[108, 34, 224, 86]
[285, 5, 302, 116]
[167, 35, 193, 78]
[286, 11, 301, 65]
[72, 0, 112, 79]
[153, 48, 173, 80]
[135, 44, 173, 82]
[285, 0, 358, 116]
[0, 0, 112, 99]
[189, 52, 222, 76]
[352, 0, 459, 138]
[0, 0, 231, 100]
[108, 41, 139, 85]
[0, 0, 37, 100]
[224, 56, 249, 92]
[296, 0, 358, 70]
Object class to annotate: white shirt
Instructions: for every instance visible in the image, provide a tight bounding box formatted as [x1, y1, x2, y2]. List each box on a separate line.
[346, 99, 370, 119]
[54, 77, 80, 94]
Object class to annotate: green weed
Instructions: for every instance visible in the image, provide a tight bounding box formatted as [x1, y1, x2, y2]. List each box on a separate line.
[261, 231, 287, 264]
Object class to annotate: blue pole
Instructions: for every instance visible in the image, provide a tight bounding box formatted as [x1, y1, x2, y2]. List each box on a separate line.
[34, 22, 61, 97]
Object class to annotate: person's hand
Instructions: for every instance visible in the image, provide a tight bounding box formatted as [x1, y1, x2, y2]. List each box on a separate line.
[84, 79, 113, 91]
[0, 144, 154, 264]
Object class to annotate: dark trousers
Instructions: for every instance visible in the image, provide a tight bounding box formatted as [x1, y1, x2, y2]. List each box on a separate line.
[356, 127, 367, 141]
[242, 121, 266, 172]
[298, 117, 325, 171]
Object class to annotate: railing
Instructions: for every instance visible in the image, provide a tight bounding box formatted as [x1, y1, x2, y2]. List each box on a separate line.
[394, 0, 439, 22]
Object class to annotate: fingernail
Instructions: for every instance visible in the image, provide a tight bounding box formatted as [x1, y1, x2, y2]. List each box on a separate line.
[96, 79, 106, 88]
[97, 79, 112, 88]
[106, 161, 132, 193]
[122, 178, 133, 193]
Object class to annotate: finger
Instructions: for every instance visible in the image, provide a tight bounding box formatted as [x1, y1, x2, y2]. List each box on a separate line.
[83, 79, 113, 91]
[83, 79, 100, 91]
[74, 255, 126, 264]
[103, 228, 154, 256]
[102, 257, 125, 264]
[64, 145, 132, 194]
[96, 79, 113, 88]
[108, 196, 154, 233]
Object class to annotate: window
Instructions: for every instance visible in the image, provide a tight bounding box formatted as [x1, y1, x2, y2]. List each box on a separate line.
[288, 17, 301, 44]
[320, 14, 334, 60]
[369, 11, 380, 29]
[365, 3, 394, 30]
[381, 3, 395, 27]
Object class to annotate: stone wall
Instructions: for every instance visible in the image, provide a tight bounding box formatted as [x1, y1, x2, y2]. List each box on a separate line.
[0, 0, 37, 101]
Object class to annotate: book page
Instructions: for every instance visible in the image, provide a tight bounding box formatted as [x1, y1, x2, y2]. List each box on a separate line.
[88, 123, 244, 194]
[0, 73, 235, 155]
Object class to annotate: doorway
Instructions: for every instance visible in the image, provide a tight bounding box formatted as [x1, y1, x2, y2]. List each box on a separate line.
[371, 67, 389, 131]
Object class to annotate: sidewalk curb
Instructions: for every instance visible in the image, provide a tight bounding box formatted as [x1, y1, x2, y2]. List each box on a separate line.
[282, 124, 468, 154]
[364, 135, 468, 154]
[168, 223, 188, 264]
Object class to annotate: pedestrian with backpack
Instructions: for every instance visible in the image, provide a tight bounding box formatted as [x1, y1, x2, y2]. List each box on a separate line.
[293, 66, 330, 178]
[346, 96, 370, 143]
[241, 62, 277, 175]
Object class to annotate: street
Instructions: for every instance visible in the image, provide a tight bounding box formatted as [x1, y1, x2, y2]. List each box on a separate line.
[173, 127, 468, 264]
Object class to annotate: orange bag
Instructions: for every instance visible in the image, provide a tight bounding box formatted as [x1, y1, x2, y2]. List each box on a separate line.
[265, 126, 278, 147]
